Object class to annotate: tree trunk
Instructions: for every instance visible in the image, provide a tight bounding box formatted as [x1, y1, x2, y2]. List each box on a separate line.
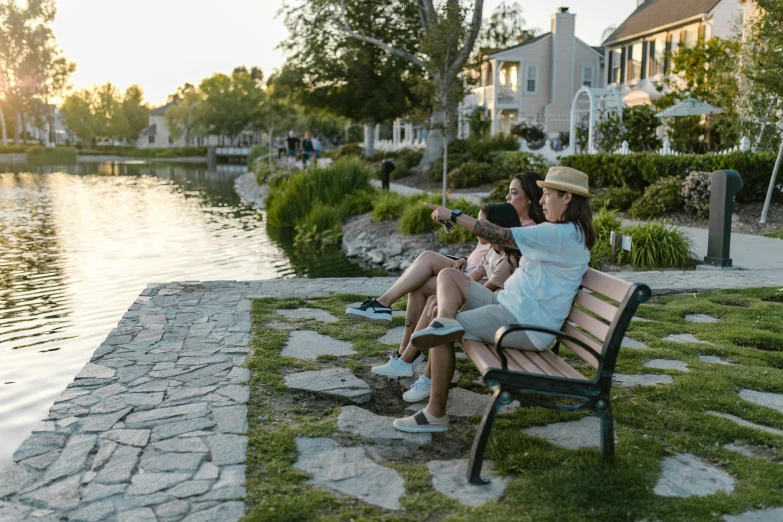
[418, 109, 445, 174]
[364, 118, 375, 158]
[268, 124, 274, 175]
[14, 110, 21, 144]
[0, 106, 7, 147]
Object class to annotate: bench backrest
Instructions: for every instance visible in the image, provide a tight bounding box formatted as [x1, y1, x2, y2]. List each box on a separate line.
[557, 268, 651, 376]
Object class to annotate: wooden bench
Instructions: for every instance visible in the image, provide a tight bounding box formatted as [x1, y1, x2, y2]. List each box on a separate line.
[460, 268, 651, 484]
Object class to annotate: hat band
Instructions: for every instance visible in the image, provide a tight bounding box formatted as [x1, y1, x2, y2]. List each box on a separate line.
[546, 174, 589, 190]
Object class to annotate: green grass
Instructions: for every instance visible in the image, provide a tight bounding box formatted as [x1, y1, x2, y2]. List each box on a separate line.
[243, 288, 783, 521]
[763, 229, 783, 240]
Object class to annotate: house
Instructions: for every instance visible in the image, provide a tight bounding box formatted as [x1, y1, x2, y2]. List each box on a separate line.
[25, 106, 72, 145]
[602, 0, 744, 106]
[137, 101, 262, 149]
[461, 7, 604, 137]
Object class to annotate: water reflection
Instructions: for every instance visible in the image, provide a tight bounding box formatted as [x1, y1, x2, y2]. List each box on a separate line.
[0, 161, 380, 467]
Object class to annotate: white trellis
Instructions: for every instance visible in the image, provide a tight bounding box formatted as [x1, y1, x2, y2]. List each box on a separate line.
[568, 87, 623, 155]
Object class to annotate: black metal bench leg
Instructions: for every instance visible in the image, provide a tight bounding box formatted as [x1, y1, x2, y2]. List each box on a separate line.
[467, 387, 503, 485]
[600, 404, 615, 459]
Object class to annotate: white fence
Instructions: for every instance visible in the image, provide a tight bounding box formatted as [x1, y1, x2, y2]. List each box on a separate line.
[373, 139, 426, 152]
[519, 139, 569, 164]
[613, 136, 751, 156]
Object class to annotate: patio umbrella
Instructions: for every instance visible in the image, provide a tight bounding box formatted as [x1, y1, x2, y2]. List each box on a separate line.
[655, 97, 724, 118]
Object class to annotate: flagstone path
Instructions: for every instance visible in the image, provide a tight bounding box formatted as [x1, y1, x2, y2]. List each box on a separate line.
[2, 276, 783, 520]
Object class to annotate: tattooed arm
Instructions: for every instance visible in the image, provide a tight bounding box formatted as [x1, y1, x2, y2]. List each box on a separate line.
[423, 203, 517, 248]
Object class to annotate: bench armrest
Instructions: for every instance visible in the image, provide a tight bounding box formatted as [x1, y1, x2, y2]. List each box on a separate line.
[494, 324, 604, 371]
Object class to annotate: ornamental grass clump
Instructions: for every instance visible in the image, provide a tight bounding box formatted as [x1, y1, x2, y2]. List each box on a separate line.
[617, 221, 694, 269]
[590, 206, 622, 268]
[370, 191, 408, 222]
[628, 177, 683, 219]
[265, 156, 372, 228]
[682, 171, 712, 218]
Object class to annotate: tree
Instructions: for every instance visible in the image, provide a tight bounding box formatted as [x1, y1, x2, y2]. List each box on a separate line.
[622, 105, 662, 152]
[61, 88, 97, 147]
[165, 88, 204, 143]
[0, 0, 74, 146]
[250, 74, 297, 174]
[121, 85, 150, 142]
[198, 68, 265, 143]
[478, 1, 533, 50]
[279, 0, 423, 157]
[332, 0, 485, 170]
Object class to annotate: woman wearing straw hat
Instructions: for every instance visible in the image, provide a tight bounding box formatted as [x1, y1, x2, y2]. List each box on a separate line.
[393, 166, 596, 433]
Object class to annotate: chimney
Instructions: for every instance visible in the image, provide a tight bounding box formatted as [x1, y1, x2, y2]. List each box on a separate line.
[637, 0, 645, 7]
[548, 7, 576, 110]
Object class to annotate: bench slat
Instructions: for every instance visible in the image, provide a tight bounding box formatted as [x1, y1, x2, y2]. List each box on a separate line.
[581, 268, 632, 303]
[461, 340, 502, 375]
[574, 290, 618, 323]
[561, 324, 603, 369]
[518, 350, 565, 377]
[567, 307, 610, 342]
[505, 349, 547, 375]
[538, 350, 588, 380]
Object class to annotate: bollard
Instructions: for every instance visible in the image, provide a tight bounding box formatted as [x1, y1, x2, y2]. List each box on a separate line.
[704, 170, 743, 267]
[207, 146, 217, 172]
[380, 160, 395, 191]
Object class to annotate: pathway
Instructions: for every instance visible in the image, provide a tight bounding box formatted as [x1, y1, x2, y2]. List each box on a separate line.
[369, 179, 489, 205]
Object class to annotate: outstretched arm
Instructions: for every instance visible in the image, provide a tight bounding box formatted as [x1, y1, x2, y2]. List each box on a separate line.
[424, 203, 516, 248]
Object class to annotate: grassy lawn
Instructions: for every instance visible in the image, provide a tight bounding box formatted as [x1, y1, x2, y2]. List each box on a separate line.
[242, 288, 783, 522]
[763, 229, 783, 240]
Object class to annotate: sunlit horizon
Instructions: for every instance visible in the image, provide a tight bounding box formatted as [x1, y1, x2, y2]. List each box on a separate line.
[54, 0, 635, 108]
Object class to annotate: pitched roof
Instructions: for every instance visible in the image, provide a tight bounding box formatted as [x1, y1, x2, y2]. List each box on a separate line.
[139, 123, 156, 135]
[603, 0, 721, 45]
[150, 100, 178, 116]
[488, 32, 552, 58]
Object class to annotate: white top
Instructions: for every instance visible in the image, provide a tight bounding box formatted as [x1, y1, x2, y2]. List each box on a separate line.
[496, 223, 589, 350]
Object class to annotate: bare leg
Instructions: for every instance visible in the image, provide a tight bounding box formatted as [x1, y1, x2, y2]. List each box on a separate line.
[376, 251, 453, 307]
[434, 268, 472, 318]
[398, 277, 437, 361]
[426, 343, 455, 417]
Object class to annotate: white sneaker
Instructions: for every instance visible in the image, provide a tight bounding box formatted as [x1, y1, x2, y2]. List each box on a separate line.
[372, 353, 425, 378]
[403, 376, 431, 402]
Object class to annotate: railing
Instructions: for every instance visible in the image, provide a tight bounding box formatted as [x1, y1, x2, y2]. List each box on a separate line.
[374, 139, 426, 152]
[497, 85, 518, 105]
[613, 136, 751, 156]
[215, 147, 251, 156]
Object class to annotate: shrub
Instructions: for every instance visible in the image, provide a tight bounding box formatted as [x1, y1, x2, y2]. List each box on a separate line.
[616, 222, 694, 269]
[0, 144, 33, 153]
[398, 202, 436, 234]
[559, 151, 779, 203]
[465, 134, 519, 162]
[126, 146, 207, 158]
[628, 177, 683, 219]
[448, 161, 496, 188]
[396, 148, 423, 169]
[391, 163, 410, 180]
[345, 188, 376, 215]
[265, 156, 372, 228]
[593, 184, 641, 211]
[247, 145, 269, 168]
[590, 206, 623, 268]
[487, 179, 511, 202]
[510, 121, 546, 146]
[293, 202, 344, 249]
[255, 158, 297, 185]
[434, 197, 481, 244]
[489, 151, 549, 176]
[26, 146, 77, 163]
[428, 154, 464, 181]
[371, 191, 408, 222]
[682, 171, 712, 218]
[337, 143, 363, 158]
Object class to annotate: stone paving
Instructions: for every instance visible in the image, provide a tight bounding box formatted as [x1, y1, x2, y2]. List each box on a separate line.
[3, 276, 783, 520]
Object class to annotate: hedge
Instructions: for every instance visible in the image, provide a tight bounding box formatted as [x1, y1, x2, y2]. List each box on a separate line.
[559, 152, 780, 204]
[26, 146, 77, 163]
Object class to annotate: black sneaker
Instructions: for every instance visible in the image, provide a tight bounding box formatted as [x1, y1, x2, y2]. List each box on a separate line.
[346, 298, 392, 324]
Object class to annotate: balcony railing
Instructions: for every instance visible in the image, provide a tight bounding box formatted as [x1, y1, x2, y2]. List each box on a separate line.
[497, 85, 518, 105]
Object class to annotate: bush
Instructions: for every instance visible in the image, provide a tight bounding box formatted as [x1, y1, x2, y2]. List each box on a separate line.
[26, 146, 77, 163]
[448, 161, 496, 188]
[682, 171, 712, 218]
[487, 179, 511, 202]
[255, 158, 298, 185]
[428, 154, 464, 181]
[371, 191, 408, 222]
[559, 151, 779, 203]
[616, 222, 694, 269]
[247, 145, 269, 168]
[126, 146, 207, 158]
[629, 177, 683, 219]
[391, 163, 410, 180]
[434, 197, 481, 245]
[510, 121, 546, 145]
[391, 148, 423, 169]
[398, 202, 436, 235]
[465, 134, 519, 162]
[589, 206, 623, 268]
[336, 143, 364, 158]
[593, 184, 641, 211]
[265, 156, 372, 228]
[489, 150, 549, 175]
[0, 144, 33, 153]
[345, 188, 376, 215]
[293, 203, 344, 249]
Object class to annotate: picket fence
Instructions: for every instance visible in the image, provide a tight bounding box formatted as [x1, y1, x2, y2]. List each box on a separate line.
[614, 136, 751, 156]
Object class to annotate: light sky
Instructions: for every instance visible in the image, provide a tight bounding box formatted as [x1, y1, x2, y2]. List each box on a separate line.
[54, 0, 635, 107]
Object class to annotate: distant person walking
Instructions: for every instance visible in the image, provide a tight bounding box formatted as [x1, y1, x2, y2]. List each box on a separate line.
[286, 131, 300, 158]
[312, 135, 322, 161]
[301, 133, 314, 167]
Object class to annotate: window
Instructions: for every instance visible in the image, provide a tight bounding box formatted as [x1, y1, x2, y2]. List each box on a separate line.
[582, 66, 593, 88]
[525, 64, 538, 94]
[628, 42, 642, 80]
[509, 66, 518, 88]
[684, 28, 698, 48]
[168, 136, 174, 145]
[650, 37, 665, 76]
[611, 50, 622, 83]
[148, 135, 155, 145]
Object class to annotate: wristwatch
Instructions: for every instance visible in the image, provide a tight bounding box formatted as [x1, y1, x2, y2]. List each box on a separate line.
[450, 209, 463, 223]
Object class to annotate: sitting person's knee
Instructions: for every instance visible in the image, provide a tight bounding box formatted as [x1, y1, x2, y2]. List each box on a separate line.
[437, 267, 463, 282]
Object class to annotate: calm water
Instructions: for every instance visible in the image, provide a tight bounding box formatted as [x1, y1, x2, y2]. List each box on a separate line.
[0, 161, 381, 467]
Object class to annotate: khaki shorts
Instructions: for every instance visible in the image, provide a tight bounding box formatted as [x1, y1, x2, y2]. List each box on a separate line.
[456, 280, 538, 351]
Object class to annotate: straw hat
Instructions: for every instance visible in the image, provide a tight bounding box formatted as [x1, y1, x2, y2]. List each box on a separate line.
[536, 166, 594, 198]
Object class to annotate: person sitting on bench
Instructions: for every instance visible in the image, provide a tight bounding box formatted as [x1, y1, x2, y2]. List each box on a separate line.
[392, 166, 596, 433]
[345, 173, 544, 378]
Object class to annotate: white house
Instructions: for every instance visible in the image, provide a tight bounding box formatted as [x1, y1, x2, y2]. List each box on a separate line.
[25, 106, 72, 146]
[602, 0, 744, 106]
[137, 101, 262, 149]
[461, 7, 604, 137]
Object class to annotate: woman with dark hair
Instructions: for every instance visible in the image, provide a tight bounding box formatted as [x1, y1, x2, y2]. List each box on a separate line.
[393, 166, 596, 433]
[507, 172, 545, 224]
